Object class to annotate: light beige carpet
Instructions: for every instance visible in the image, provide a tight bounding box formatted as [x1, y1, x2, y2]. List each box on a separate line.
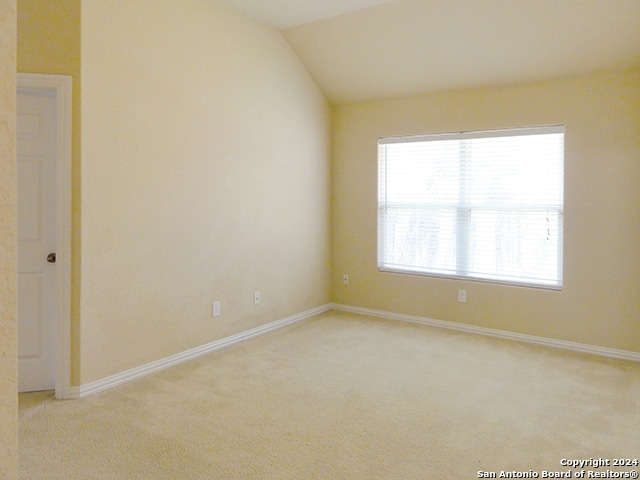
[19, 311, 640, 479]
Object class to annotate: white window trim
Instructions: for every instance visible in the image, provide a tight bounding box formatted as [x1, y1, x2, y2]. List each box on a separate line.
[378, 125, 565, 290]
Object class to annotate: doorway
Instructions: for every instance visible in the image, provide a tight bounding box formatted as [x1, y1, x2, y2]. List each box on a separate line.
[17, 73, 72, 399]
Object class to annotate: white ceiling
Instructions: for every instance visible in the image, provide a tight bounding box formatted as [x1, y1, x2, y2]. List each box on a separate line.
[221, 0, 640, 104]
[218, 0, 396, 29]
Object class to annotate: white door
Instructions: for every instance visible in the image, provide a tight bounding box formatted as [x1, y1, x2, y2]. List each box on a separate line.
[17, 89, 58, 392]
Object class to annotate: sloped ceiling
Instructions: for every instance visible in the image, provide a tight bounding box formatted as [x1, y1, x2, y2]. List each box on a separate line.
[217, 0, 396, 29]
[221, 0, 640, 104]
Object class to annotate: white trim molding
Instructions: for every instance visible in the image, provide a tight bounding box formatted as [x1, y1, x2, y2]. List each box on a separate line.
[331, 304, 640, 363]
[69, 304, 332, 399]
[17, 73, 73, 400]
[67, 301, 638, 399]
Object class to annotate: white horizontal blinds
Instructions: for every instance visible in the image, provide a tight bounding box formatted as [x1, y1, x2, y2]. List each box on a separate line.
[378, 126, 564, 288]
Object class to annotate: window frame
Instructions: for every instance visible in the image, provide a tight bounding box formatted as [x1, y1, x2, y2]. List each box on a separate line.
[377, 125, 565, 290]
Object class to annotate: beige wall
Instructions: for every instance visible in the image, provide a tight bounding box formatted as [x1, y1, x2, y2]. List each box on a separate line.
[15, 0, 637, 397]
[79, 0, 331, 383]
[17, 0, 82, 384]
[332, 68, 640, 353]
[17, 0, 331, 387]
[0, 0, 18, 476]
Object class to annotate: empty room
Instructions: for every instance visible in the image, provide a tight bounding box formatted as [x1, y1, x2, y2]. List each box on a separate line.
[1, 0, 639, 478]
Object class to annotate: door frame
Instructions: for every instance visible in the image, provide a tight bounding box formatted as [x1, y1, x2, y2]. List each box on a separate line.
[17, 73, 72, 399]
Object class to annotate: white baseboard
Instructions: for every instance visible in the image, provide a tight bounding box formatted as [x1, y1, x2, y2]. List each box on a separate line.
[65, 302, 638, 399]
[67, 304, 332, 399]
[331, 303, 640, 363]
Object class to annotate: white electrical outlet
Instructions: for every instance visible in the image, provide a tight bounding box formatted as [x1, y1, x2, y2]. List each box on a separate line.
[212, 301, 221, 317]
[343, 274, 349, 285]
[253, 291, 261, 305]
[458, 289, 467, 303]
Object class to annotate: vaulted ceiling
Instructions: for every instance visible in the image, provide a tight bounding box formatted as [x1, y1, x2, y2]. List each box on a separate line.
[220, 0, 640, 104]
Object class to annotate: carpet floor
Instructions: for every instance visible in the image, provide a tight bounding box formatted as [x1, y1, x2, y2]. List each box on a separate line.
[19, 311, 640, 479]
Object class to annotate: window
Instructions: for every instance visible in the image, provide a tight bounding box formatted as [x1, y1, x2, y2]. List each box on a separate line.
[378, 125, 564, 289]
